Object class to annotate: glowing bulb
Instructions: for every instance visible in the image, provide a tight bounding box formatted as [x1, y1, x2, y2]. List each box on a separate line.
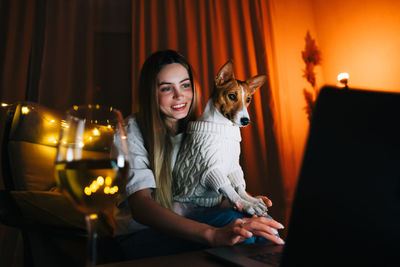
[73, 105, 78, 111]
[104, 186, 110, 194]
[96, 176, 104, 186]
[90, 182, 98, 192]
[92, 128, 100, 136]
[21, 106, 30, 114]
[50, 138, 58, 144]
[1, 103, 9, 107]
[84, 187, 92, 196]
[105, 176, 112, 186]
[337, 72, 349, 88]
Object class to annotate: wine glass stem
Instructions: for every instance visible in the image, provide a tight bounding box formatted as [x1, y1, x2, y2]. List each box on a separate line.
[85, 213, 98, 267]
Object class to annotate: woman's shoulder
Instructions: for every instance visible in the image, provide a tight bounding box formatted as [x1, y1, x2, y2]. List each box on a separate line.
[125, 115, 144, 141]
[125, 114, 140, 130]
[125, 114, 138, 125]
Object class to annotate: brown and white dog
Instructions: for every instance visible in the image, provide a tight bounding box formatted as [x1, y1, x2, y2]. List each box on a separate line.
[173, 60, 268, 216]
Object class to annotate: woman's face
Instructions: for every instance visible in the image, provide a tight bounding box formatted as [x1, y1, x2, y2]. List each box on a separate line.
[157, 63, 193, 127]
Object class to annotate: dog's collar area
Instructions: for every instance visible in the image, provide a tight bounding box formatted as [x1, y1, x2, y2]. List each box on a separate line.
[187, 121, 241, 141]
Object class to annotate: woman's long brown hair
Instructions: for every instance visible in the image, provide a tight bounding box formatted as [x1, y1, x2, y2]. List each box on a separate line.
[135, 50, 198, 209]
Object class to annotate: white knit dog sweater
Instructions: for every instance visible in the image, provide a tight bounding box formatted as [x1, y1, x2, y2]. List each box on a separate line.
[173, 120, 246, 207]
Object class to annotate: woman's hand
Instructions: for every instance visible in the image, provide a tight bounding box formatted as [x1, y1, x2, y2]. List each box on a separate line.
[209, 216, 285, 247]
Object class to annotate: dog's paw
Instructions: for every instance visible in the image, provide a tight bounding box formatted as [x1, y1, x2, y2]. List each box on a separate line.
[254, 202, 268, 217]
[244, 196, 268, 215]
[240, 200, 267, 217]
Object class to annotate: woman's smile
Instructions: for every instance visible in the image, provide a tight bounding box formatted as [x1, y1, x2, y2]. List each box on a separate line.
[172, 103, 187, 111]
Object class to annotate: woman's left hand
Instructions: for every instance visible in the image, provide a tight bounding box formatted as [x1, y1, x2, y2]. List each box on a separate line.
[239, 215, 285, 245]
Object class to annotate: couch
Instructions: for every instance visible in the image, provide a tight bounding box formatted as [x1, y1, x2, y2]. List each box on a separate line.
[0, 102, 121, 266]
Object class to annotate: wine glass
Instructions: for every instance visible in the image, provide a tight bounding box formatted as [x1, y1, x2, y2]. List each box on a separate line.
[55, 104, 129, 267]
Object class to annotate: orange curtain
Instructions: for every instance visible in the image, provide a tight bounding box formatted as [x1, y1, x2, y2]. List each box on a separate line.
[131, 0, 287, 225]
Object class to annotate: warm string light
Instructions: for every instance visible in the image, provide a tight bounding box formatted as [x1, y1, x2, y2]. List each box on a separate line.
[19, 105, 61, 125]
[14, 103, 119, 146]
[21, 106, 30, 114]
[17, 104, 62, 145]
[1, 103, 11, 108]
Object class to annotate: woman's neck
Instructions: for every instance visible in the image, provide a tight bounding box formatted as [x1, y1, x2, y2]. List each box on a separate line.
[165, 118, 180, 136]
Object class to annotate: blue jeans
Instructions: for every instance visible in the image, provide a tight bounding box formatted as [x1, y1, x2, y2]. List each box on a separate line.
[115, 209, 273, 260]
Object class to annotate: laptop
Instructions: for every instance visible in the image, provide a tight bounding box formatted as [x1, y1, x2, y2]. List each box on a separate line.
[206, 86, 400, 266]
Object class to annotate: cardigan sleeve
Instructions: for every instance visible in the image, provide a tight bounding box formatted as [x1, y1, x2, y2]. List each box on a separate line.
[123, 116, 156, 199]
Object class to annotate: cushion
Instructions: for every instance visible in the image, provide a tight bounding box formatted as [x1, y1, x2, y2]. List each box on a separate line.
[8, 141, 57, 190]
[10, 190, 114, 236]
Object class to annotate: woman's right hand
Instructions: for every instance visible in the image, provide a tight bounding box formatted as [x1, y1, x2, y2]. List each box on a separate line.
[209, 216, 285, 247]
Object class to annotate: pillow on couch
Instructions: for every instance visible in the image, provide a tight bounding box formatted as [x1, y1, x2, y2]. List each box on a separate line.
[8, 141, 58, 191]
[6, 103, 63, 191]
[10, 190, 114, 236]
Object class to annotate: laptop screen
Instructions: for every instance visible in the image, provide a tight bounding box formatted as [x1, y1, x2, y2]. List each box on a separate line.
[281, 86, 400, 266]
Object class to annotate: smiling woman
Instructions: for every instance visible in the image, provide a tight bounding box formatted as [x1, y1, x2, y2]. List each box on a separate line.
[112, 50, 284, 261]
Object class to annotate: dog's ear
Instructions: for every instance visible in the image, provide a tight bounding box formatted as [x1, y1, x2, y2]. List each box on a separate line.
[215, 60, 234, 86]
[246, 74, 267, 93]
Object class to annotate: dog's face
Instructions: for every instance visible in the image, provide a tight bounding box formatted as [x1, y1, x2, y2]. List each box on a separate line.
[213, 60, 267, 127]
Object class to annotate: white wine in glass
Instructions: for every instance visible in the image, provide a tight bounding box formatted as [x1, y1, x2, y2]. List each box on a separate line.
[55, 104, 129, 266]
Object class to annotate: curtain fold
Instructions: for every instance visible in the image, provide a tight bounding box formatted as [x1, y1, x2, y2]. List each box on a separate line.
[131, 0, 286, 225]
[0, 0, 36, 102]
[37, 0, 96, 109]
[33, 0, 132, 116]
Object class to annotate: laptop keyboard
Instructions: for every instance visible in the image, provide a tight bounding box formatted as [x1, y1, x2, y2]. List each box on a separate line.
[249, 251, 282, 265]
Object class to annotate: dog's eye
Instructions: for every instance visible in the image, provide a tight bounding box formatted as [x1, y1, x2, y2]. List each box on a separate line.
[228, 94, 237, 101]
[246, 97, 251, 103]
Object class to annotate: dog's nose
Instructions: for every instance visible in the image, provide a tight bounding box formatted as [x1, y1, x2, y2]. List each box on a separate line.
[240, 117, 250, 126]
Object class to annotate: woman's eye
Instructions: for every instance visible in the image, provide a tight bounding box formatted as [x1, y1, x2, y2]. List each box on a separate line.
[246, 97, 251, 103]
[160, 87, 171, 92]
[182, 83, 191, 89]
[228, 94, 237, 101]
